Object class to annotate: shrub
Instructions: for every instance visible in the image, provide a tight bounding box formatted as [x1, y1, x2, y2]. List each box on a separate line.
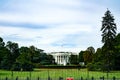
[22, 63, 33, 71]
[87, 62, 103, 71]
[11, 62, 21, 71]
[87, 63, 94, 71]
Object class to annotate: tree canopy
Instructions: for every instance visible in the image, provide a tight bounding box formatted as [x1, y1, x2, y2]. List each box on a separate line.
[0, 37, 55, 71]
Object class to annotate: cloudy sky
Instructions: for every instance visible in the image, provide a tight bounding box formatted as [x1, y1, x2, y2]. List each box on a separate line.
[0, 0, 120, 53]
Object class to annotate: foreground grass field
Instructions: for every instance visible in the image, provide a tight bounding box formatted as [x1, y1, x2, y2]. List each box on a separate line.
[0, 69, 120, 79]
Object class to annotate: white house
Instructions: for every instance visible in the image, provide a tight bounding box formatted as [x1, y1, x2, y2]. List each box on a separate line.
[50, 52, 76, 65]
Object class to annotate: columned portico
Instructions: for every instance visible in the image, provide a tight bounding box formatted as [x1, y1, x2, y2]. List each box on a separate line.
[51, 52, 73, 65]
[55, 55, 68, 65]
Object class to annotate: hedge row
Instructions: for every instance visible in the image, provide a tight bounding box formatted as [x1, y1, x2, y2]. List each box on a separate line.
[38, 65, 81, 69]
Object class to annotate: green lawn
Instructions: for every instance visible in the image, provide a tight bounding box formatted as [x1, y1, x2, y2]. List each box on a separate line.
[0, 69, 120, 79]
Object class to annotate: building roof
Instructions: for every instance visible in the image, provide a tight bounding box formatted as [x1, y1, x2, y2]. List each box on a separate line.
[50, 52, 77, 56]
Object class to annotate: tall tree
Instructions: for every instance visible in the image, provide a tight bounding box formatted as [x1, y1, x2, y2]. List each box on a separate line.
[83, 51, 93, 64]
[79, 51, 85, 63]
[101, 10, 117, 47]
[0, 37, 11, 69]
[4, 41, 20, 70]
[69, 54, 79, 65]
[93, 48, 102, 62]
[6, 41, 19, 59]
[0, 37, 5, 62]
[0, 37, 5, 48]
[86, 46, 95, 54]
[113, 33, 120, 70]
[17, 46, 33, 71]
[29, 46, 36, 62]
[101, 9, 117, 71]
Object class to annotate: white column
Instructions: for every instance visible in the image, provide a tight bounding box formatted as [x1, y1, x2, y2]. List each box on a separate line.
[57, 56, 59, 64]
[61, 55, 62, 64]
[59, 55, 60, 64]
[66, 56, 68, 63]
[60, 55, 61, 64]
[55, 55, 57, 63]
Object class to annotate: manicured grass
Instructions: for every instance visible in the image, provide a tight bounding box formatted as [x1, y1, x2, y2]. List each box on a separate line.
[0, 69, 120, 79]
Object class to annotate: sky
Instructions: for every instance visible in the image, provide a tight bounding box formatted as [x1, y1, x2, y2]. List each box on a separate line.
[0, 0, 120, 53]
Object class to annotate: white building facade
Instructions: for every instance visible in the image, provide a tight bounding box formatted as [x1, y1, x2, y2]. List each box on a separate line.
[50, 52, 76, 65]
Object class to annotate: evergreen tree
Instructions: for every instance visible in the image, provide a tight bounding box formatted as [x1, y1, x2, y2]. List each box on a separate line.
[113, 33, 120, 70]
[101, 9, 117, 46]
[101, 9, 117, 71]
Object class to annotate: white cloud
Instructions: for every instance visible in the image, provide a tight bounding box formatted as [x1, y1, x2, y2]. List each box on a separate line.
[0, 0, 105, 25]
[0, 0, 119, 52]
[0, 23, 95, 52]
[0, 0, 78, 23]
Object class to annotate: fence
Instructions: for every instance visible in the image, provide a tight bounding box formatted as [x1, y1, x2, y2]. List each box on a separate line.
[0, 76, 120, 80]
[0, 76, 119, 80]
[0, 69, 120, 80]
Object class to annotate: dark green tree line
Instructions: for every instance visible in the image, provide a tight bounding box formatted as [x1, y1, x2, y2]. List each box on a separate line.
[0, 37, 55, 71]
